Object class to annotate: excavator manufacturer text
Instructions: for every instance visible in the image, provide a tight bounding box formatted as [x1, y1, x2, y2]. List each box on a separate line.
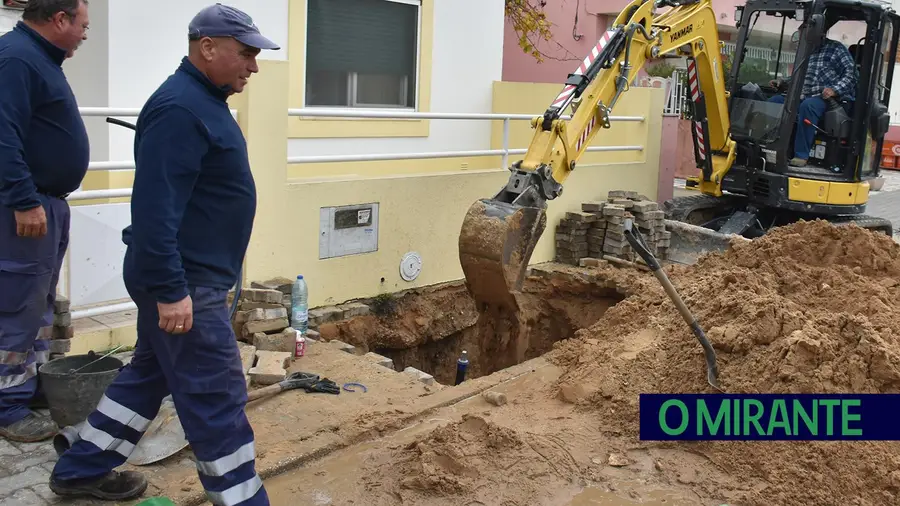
[458, 0, 899, 313]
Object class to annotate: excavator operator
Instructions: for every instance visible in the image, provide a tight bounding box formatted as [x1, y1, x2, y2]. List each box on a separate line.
[767, 25, 858, 167]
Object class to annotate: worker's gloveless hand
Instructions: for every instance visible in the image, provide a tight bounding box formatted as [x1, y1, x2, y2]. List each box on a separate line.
[822, 87, 836, 99]
[15, 206, 48, 238]
[158, 295, 193, 334]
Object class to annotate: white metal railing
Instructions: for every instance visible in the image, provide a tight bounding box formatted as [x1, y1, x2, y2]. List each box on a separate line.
[286, 109, 645, 169]
[69, 106, 646, 319]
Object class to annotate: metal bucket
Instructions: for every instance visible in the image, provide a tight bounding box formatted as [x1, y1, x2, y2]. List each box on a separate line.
[38, 352, 124, 428]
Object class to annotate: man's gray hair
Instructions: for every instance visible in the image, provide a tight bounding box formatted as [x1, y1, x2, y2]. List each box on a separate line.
[22, 0, 87, 23]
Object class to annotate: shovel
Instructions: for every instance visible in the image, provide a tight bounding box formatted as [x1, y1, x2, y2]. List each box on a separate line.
[622, 218, 722, 391]
[54, 372, 340, 465]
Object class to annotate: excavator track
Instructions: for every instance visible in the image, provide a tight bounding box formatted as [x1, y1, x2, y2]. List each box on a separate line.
[662, 194, 741, 225]
[826, 214, 894, 236]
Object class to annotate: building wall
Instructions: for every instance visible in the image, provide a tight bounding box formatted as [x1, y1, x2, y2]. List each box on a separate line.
[0, 6, 17, 34]
[235, 62, 664, 307]
[23, 0, 661, 313]
[284, 0, 506, 180]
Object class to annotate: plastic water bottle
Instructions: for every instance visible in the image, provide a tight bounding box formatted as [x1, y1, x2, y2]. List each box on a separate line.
[291, 275, 308, 334]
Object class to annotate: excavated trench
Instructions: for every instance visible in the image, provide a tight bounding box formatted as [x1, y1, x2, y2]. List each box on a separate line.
[314, 267, 629, 385]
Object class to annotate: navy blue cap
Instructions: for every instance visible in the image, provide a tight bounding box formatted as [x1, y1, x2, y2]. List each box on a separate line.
[188, 3, 280, 50]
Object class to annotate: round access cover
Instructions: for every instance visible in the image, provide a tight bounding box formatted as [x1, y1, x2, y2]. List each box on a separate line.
[400, 252, 422, 281]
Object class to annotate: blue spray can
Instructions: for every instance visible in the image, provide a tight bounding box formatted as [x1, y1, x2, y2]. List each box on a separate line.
[455, 350, 469, 385]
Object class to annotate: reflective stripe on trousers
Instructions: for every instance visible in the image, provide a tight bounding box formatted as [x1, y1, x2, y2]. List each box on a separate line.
[52, 276, 268, 505]
[0, 195, 70, 426]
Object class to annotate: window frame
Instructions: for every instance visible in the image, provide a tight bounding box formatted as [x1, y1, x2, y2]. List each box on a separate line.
[302, 0, 423, 111]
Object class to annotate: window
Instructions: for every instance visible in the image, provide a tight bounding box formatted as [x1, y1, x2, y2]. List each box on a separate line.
[305, 0, 420, 109]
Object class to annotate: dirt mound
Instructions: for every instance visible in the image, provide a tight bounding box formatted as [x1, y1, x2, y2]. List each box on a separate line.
[363, 414, 581, 505]
[547, 220, 900, 505]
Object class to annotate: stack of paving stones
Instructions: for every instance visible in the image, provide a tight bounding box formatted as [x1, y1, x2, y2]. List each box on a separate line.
[555, 190, 671, 267]
[230, 277, 373, 386]
[44, 295, 73, 361]
[554, 211, 594, 265]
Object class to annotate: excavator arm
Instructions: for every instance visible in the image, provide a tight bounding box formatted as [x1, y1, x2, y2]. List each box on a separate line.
[458, 0, 736, 313]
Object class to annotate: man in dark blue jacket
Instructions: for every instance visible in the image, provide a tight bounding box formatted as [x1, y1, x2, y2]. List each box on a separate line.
[0, 0, 89, 443]
[50, 3, 279, 503]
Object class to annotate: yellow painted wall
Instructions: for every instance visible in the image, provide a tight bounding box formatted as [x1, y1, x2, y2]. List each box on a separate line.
[237, 61, 665, 308]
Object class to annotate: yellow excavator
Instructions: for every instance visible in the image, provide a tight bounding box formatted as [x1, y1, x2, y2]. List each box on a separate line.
[458, 0, 899, 315]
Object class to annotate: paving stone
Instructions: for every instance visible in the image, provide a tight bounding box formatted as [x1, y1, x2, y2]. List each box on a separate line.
[0, 487, 46, 505]
[403, 366, 435, 386]
[30, 484, 60, 503]
[2, 444, 56, 473]
[53, 296, 69, 314]
[363, 352, 394, 370]
[338, 302, 370, 318]
[52, 312, 70, 327]
[48, 339, 70, 354]
[0, 466, 50, 497]
[252, 329, 295, 354]
[242, 318, 289, 337]
[248, 350, 291, 386]
[12, 441, 52, 454]
[240, 288, 283, 304]
[0, 440, 20, 458]
[246, 307, 288, 322]
[328, 340, 357, 355]
[250, 277, 294, 294]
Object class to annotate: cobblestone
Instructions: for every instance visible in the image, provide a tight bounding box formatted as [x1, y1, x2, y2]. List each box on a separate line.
[0, 487, 45, 505]
[0, 465, 51, 498]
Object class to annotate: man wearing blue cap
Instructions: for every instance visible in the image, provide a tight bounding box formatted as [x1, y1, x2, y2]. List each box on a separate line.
[49, 4, 279, 504]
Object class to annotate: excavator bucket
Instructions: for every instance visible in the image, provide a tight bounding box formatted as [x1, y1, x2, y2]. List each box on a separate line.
[663, 219, 751, 265]
[458, 198, 547, 312]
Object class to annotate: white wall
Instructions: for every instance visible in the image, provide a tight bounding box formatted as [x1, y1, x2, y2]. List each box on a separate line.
[0, 7, 18, 35]
[105, 0, 288, 161]
[286, 0, 506, 161]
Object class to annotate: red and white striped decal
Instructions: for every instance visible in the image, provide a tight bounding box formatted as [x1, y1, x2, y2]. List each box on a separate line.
[576, 115, 598, 152]
[687, 59, 706, 160]
[551, 30, 617, 109]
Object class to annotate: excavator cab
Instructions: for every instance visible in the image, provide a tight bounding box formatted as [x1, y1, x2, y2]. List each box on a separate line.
[678, 0, 898, 236]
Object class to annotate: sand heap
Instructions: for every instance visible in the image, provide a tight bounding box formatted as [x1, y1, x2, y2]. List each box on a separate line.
[547, 219, 900, 505]
[361, 414, 580, 505]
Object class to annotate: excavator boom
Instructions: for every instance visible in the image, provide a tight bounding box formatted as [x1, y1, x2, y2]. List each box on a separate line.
[458, 0, 734, 312]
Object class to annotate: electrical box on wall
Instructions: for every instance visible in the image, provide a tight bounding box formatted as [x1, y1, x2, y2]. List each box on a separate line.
[319, 203, 379, 259]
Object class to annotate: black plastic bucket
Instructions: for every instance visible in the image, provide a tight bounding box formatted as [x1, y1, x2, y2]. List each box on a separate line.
[38, 352, 124, 428]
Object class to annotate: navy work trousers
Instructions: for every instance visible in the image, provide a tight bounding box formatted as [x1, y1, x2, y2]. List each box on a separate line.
[0, 195, 69, 426]
[52, 253, 269, 506]
[768, 95, 852, 160]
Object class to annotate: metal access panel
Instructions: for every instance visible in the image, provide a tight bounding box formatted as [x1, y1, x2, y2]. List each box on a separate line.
[319, 203, 379, 259]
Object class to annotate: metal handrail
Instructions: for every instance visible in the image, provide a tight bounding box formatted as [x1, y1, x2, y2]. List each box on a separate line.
[287, 108, 645, 122]
[68, 105, 650, 319]
[287, 108, 646, 168]
[288, 145, 644, 164]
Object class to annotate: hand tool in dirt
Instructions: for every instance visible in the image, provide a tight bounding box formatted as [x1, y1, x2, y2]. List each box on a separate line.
[53, 372, 340, 465]
[622, 218, 721, 391]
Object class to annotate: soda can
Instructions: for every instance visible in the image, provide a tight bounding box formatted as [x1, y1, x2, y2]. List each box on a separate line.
[294, 331, 307, 358]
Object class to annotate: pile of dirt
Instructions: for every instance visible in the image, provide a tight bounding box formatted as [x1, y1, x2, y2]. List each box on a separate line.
[546, 219, 900, 505]
[362, 414, 581, 505]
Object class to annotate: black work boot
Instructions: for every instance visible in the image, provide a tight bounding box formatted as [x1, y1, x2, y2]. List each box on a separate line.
[0, 412, 57, 442]
[49, 470, 148, 501]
